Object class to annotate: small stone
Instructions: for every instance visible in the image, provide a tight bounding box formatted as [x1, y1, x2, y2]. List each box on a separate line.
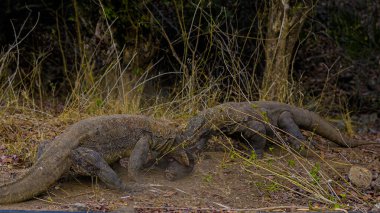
[71, 203, 88, 211]
[372, 176, 380, 192]
[113, 206, 136, 213]
[349, 166, 372, 189]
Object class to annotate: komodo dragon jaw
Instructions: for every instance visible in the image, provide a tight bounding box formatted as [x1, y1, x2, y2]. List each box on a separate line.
[0, 115, 192, 204]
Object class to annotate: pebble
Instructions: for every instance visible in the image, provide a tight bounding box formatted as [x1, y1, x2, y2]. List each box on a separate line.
[71, 203, 88, 211]
[348, 165, 372, 189]
[372, 176, 380, 192]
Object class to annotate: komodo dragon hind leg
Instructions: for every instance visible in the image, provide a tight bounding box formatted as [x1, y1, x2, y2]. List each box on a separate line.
[243, 120, 267, 158]
[277, 111, 313, 152]
[188, 137, 208, 154]
[229, 120, 267, 158]
[71, 147, 130, 191]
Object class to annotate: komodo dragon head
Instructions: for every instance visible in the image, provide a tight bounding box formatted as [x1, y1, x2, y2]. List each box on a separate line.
[161, 135, 193, 167]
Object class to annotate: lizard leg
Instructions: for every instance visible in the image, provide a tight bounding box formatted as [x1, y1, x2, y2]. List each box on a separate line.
[278, 111, 312, 151]
[165, 150, 195, 181]
[188, 137, 209, 154]
[142, 150, 175, 170]
[145, 151, 194, 181]
[71, 147, 129, 191]
[233, 120, 267, 158]
[184, 127, 214, 154]
[141, 145, 193, 179]
[128, 135, 151, 182]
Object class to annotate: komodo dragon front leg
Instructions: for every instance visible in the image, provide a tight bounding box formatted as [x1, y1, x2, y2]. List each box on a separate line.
[71, 147, 130, 190]
[128, 135, 151, 181]
[238, 120, 267, 158]
[128, 135, 191, 181]
[164, 150, 195, 181]
[277, 111, 314, 151]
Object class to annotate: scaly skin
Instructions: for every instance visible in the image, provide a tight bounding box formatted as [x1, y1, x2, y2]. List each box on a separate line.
[181, 101, 378, 154]
[0, 115, 190, 204]
[164, 101, 379, 197]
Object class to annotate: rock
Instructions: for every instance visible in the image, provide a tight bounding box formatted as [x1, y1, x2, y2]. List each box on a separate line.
[113, 206, 136, 213]
[348, 165, 372, 189]
[368, 159, 380, 172]
[71, 203, 88, 211]
[372, 176, 380, 192]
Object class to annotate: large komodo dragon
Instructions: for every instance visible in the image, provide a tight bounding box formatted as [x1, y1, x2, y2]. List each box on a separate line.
[179, 101, 377, 157]
[0, 115, 192, 204]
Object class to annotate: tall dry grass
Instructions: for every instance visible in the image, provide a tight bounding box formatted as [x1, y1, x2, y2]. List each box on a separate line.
[0, 1, 368, 209]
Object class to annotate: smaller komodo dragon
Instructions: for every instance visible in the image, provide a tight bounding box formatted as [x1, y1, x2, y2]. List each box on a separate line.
[178, 101, 378, 157]
[0, 115, 191, 204]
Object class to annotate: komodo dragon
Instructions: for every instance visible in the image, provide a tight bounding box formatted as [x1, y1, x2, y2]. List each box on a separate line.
[0, 115, 191, 204]
[178, 101, 378, 157]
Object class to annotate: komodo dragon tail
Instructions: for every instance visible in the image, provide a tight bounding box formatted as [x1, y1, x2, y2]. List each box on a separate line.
[0, 131, 77, 204]
[289, 106, 377, 147]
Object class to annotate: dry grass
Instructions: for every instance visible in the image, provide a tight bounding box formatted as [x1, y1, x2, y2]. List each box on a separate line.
[0, 2, 375, 211]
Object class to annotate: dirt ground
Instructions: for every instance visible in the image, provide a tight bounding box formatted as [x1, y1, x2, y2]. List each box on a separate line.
[0, 113, 379, 212]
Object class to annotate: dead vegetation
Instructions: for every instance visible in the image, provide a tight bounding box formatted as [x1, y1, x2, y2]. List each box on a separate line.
[0, 0, 379, 212]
